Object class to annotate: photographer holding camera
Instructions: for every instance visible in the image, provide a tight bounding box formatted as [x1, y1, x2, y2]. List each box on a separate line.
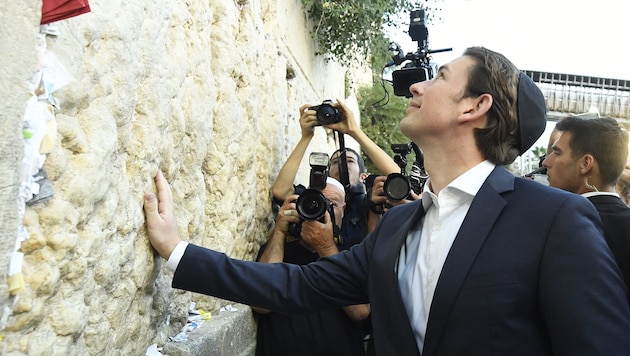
[270, 99, 398, 353]
[367, 143, 426, 223]
[253, 176, 370, 356]
[271, 99, 399, 242]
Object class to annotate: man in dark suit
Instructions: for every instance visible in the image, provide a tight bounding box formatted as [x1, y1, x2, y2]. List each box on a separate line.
[144, 47, 630, 355]
[543, 115, 630, 304]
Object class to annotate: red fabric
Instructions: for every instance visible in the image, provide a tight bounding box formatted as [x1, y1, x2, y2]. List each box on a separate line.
[41, 0, 91, 25]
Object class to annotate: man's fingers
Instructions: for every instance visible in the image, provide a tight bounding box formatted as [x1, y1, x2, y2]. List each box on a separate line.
[323, 211, 332, 224]
[143, 192, 160, 225]
[144, 170, 172, 225]
[154, 170, 173, 215]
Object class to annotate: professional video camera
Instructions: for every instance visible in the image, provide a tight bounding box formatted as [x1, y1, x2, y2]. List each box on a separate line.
[388, 9, 452, 97]
[287, 152, 341, 244]
[383, 142, 428, 201]
[309, 99, 342, 125]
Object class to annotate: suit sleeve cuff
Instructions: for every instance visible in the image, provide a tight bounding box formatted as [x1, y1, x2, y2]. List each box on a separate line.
[166, 241, 189, 272]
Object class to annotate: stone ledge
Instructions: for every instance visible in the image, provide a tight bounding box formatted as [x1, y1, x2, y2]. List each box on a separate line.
[162, 303, 256, 356]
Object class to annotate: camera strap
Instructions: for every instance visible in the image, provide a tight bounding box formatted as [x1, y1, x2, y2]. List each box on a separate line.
[334, 130, 351, 193]
[332, 224, 343, 246]
[410, 142, 424, 171]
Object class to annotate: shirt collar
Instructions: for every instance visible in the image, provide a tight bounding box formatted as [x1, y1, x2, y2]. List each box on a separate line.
[422, 160, 496, 210]
[582, 191, 620, 198]
[450, 160, 496, 196]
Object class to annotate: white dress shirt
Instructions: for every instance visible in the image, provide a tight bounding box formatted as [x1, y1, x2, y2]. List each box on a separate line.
[397, 160, 495, 352]
[167, 241, 188, 272]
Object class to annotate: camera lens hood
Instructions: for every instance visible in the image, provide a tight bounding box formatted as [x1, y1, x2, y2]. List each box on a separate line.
[384, 173, 410, 202]
[316, 105, 341, 125]
[296, 189, 329, 220]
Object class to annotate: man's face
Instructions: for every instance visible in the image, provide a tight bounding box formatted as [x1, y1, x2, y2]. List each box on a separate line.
[543, 131, 583, 193]
[399, 56, 474, 143]
[329, 151, 362, 185]
[321, 185, 345, 228]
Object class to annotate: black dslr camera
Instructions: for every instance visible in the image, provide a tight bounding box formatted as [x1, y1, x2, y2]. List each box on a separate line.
[383, 143, 428, 201]
[389, 9, 451, 97]
[309, 99, 342, 126]
[287, 152, 339, 243]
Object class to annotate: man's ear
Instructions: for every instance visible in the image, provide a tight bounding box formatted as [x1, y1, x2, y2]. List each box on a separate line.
[580, 154, 595, 174]
[459, 93, 493, 124]
[360, 172, 368, 182]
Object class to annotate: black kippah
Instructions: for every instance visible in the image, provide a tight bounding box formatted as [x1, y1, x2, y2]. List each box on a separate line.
[516, 72, 547, 155]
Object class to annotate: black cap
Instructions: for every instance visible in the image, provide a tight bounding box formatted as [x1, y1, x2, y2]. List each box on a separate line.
[516, 72, 547, 155]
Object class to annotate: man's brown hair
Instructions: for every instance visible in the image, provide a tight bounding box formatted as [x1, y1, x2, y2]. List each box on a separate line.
[463, 47, 521, 165]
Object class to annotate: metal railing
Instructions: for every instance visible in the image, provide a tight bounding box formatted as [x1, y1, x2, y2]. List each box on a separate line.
[523, 70, 630, 121]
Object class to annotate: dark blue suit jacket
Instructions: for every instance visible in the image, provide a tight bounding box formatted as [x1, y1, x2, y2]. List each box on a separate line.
[587, 194, 630, 305]
[172, 167, 630, 355]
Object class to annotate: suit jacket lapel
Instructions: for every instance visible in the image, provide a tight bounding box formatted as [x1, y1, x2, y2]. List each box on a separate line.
[422, 167, 513, 356]
[370, 200, 427, 355]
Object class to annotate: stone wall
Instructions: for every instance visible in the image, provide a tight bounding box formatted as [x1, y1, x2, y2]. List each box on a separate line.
[0, 0, 370, 354]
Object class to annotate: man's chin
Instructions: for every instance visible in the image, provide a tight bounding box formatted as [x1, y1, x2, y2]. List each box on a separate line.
[399, 118, 413, 139]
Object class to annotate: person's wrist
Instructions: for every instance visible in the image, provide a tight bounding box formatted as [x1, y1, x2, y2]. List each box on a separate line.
[345, 125, 358, 137]
[370, 206, 384, 215]
[159, 238, 182, 260]
[316, 242, 339, 257]
[367, 197, 384, 214]
[271, 228, 287, 241]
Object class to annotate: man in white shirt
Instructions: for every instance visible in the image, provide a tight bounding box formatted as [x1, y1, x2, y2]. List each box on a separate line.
[144, 47, 630, 355]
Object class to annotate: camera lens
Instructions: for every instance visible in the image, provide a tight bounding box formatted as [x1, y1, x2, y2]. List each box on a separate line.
[316, 105, 341, 125]
[384, 173, 410, 202]
[296, 189, 329, 220]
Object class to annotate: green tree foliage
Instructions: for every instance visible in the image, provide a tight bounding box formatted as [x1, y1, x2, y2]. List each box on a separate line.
[357, 83, 410, 174]
[300, 0, 422, 66]
[531, 145, 547, 159]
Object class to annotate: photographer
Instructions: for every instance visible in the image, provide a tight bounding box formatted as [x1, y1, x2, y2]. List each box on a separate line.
[367, 143, 426, 227]
[327, 147, 381, 249]
[368, 175, 420, 221]
[253, 177, 369, 356]
[271, 99, 399, 241]
[271, 100, 398, 353]
[322, 99, 400, 184]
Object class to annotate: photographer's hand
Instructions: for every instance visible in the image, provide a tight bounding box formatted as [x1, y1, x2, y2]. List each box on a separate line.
[383, 189, 420, 212]
[300, 212, 339, 257]
[299, 103, 319, 139]
[274, 196, 300, 235]
[324, 98, 357, 136]
[366, 175, 386, 232]
[369, 175, 388, 212]
[326, 99, 399, 175]
[258, 195, 300, 264]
